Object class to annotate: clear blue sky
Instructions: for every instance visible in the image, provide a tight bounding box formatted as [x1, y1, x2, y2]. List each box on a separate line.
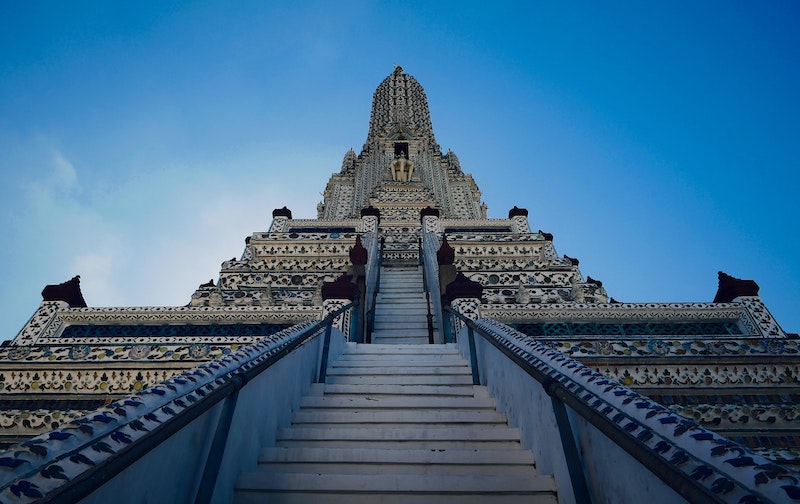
[1, 1, 798, 340]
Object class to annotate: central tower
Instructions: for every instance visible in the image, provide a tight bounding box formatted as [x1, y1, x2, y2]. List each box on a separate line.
[318, 67, 486, 224]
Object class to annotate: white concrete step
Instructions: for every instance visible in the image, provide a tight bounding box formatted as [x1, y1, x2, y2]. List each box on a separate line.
[374, 295, 427, 303]
[342, 343, 456, 353]
[370, 326, 431, 333]
[237, 492, 558, 504]
[374, 316, 430, 323]
[374, 298, 426, 305]
[373, 301, 427, 308]
[236, 473, 558, 503]
[371, 326, 431, 332]
[373, 319, 428, 330]
[326, 373, 474, 385]
[325, 366, 471, 377]
[259, 446, 535, 465]
[373, 326, 429, 333]
[371, 336, 430, 345]
[371, 307, 428, 314]
[275, 426, 524, 450]
[373, 315, 430, 323]
[299, 395, 495, 409]
[292, 409, 507, 425]
[372, 326, 428, 338]
[254, 462, 535, 476]
[337, 346, 455, 354]
[332, 357, 466, 366]
[233, 342, 557, 503]
[370, 331, 432, 340]
[317, 383, 483, 397]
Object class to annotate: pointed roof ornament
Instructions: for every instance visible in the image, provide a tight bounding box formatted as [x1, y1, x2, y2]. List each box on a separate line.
[437, 235, 455, 266]
[714, 271, 760, 303]
[272, 206, 292, 219]
[42, 275, 87, 307]
[349, 235, 368, 266]
[508, 206, 528, 218]
[443, 272, 483, 303]
[360, 205, 380, 223]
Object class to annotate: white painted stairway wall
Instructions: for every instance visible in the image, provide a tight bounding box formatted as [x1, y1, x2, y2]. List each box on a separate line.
[372, 266, 433, 345]
[234, 343, 558, 503]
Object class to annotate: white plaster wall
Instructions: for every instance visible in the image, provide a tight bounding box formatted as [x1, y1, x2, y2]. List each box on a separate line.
[81, 401, 222, 504]
[572, 412, 687, 504]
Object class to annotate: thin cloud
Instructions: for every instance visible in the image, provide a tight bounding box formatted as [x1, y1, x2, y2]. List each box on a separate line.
[51, 149, 79, 193]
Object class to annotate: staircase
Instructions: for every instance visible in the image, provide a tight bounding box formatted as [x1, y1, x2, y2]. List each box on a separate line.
[235, 344, 558, 503]
[372, 266, 433, 345]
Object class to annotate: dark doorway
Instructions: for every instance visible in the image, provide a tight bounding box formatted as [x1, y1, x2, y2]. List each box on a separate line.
[394, 142, 409, 158]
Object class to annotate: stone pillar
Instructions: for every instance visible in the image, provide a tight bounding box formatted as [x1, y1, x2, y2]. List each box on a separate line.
[420, 207, 440, 234]
[321, 274, 360, 338]
[269, 206, 292, 232]
[539, 229, 557, 261]
[509, 206, 530, 233]
[360, 206, 380, 234]
[321, 299, 350, 335]
[442, 272, 483, 343]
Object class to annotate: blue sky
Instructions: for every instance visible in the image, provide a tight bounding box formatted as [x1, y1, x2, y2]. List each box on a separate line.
[1, 1, 798, 340]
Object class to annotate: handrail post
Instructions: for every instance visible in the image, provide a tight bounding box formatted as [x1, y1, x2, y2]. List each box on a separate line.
[317, 322, 334, 383]
[351, 302, 360, 341]
[420, 230, 446, 344]
[443, 307, 453, 343]
[366, 238, 384, 344]
[466, 325, 480, 385]
[546, 385, 593, 504]
[420, 238, 435, 344]
[194, 373, 246, 504]
[426, 292, 434, 344]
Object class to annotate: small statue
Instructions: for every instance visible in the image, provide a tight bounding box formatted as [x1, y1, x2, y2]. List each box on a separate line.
[390, 153, 414, 182]
[515, 282, 530, 304]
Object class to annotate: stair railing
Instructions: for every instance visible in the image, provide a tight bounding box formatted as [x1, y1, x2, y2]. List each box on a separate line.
[364, 237, 383, 344]
[419, 237, 435, 344]
[0, 301, 356, 504]
[421, 232, 445, 343]
[444, 306, 796, 504]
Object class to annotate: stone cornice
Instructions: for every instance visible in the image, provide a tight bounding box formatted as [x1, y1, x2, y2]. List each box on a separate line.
[13, 303, 321, 346]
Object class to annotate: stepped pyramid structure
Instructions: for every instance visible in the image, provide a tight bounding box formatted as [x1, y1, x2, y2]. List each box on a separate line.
[0, 67, 798, 503]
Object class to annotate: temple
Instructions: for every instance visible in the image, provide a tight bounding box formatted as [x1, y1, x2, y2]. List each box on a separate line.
[0, 68, 797, 503]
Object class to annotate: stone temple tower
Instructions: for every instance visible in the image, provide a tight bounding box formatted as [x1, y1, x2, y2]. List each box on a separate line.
[0, 68, 797, 503]
[319, 65, 484, 222]
[318, 66, 485, 266]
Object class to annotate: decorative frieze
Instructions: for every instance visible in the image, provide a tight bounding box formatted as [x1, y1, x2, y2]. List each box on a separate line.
[12, 305, 321, 346]
[0, 367, 184, 394]
[672, 403, 800, 430]
[531, 337, 798, 359]
[0, 410, 90, 436]
[593, 363, 800, 388]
